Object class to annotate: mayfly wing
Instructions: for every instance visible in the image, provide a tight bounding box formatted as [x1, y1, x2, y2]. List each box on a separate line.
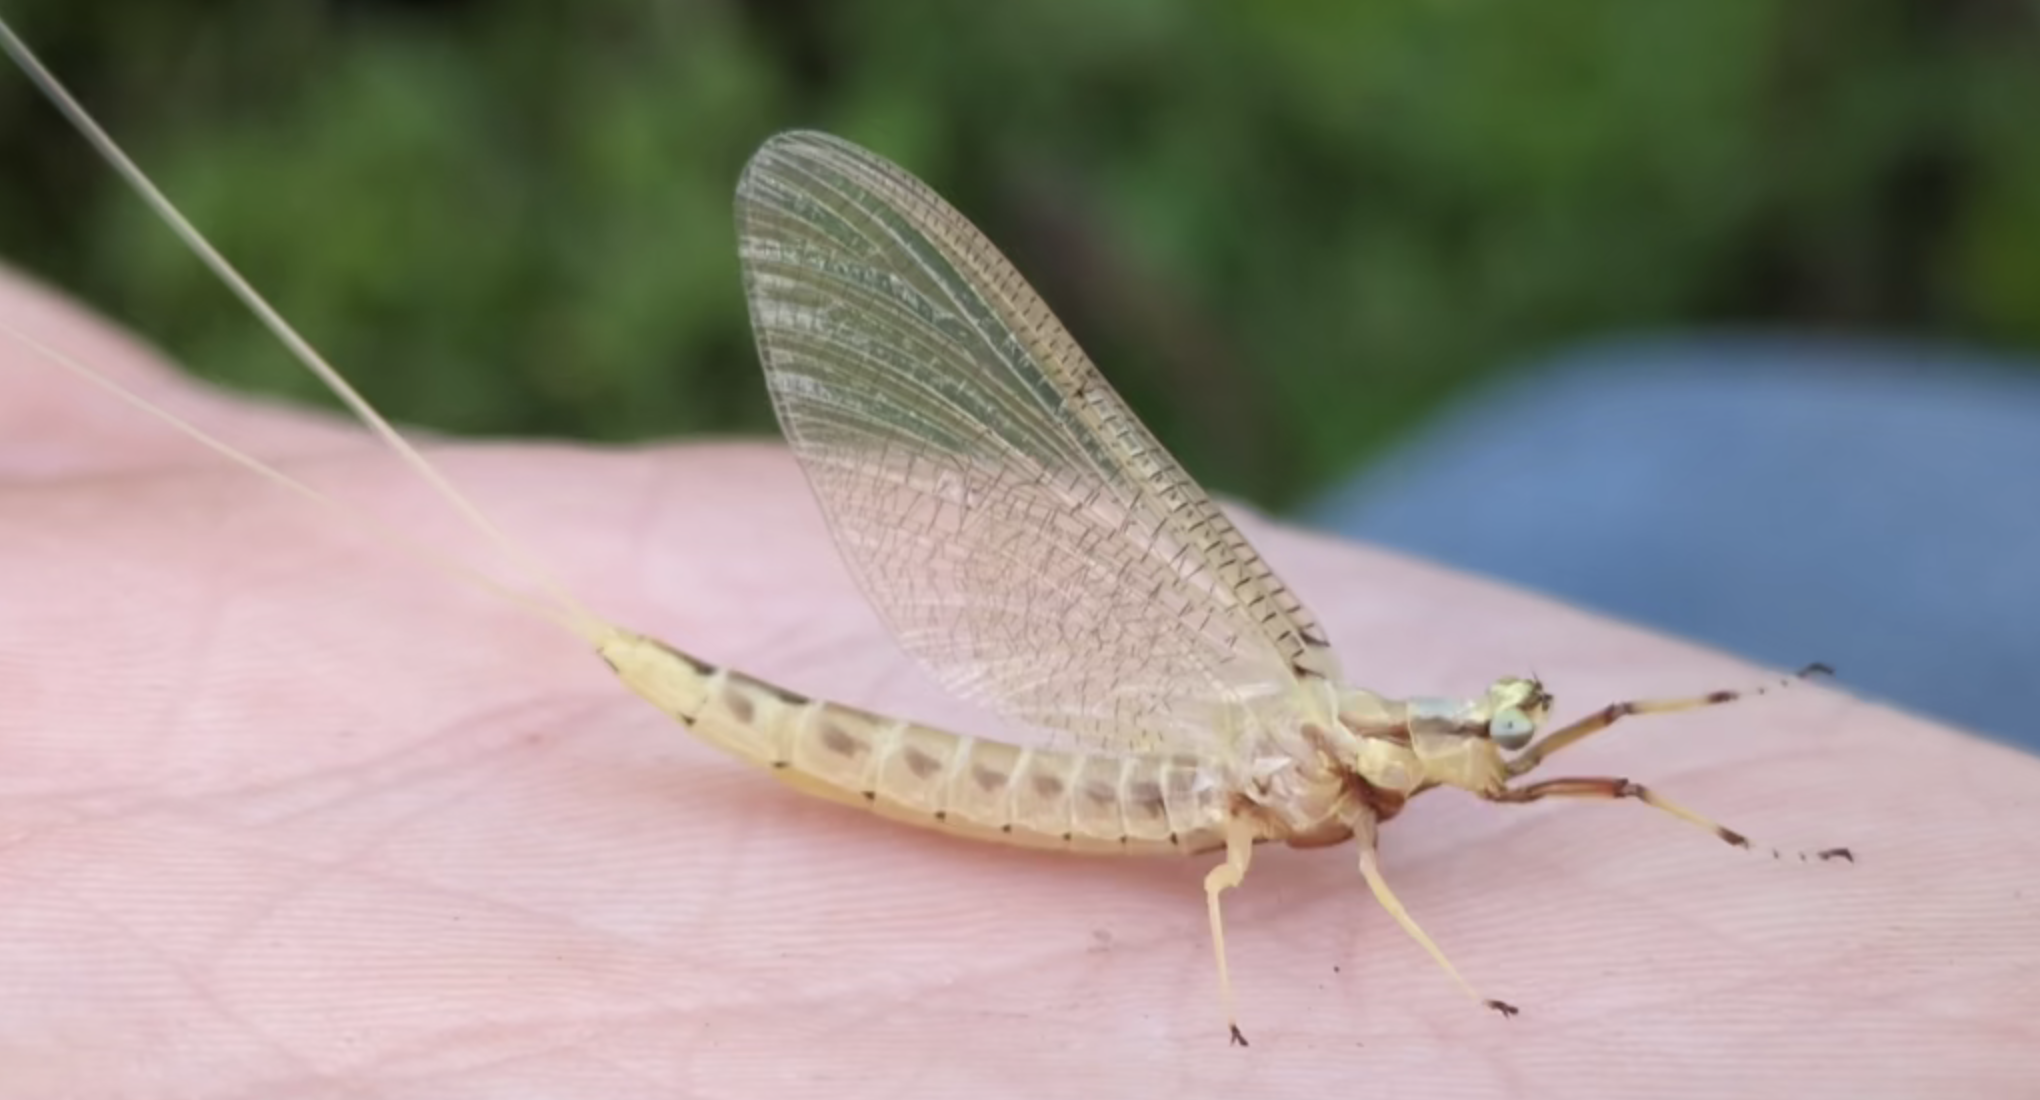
[734, 131, 1340, 756]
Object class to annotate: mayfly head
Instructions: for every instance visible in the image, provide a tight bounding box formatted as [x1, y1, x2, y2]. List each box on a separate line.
[1379, 676, 1554, 795]
[1481, 676, 1553, 751]
[1405, 677, 1552, 750]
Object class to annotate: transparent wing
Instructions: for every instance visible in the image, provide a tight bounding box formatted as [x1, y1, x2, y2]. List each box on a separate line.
[734, 130, 1340, 755]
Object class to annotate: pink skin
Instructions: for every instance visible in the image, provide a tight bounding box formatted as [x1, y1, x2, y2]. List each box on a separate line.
[1, 265, 2034, 1097]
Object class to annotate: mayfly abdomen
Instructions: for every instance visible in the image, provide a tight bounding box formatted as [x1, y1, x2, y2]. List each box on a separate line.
[598, 630, 1228, 854]
[787, 709, 1232, 856]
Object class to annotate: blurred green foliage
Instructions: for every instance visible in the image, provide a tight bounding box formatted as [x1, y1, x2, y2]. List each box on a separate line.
[1, 0, 2035, 509]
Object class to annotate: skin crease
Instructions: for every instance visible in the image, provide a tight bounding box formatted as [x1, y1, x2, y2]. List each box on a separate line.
[1, 265, 2036, 1098]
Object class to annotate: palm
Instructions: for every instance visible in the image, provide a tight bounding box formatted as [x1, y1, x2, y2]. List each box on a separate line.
[1, 270, 2031, 1096]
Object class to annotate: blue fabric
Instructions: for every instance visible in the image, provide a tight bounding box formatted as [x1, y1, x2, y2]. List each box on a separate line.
[1304, 334, 2040, 751]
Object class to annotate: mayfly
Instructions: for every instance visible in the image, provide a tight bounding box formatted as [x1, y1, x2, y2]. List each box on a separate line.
[0, 22, 1845, 1046]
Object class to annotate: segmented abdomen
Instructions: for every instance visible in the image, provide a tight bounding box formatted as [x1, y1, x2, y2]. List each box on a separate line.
[599, 631, 1231, 855]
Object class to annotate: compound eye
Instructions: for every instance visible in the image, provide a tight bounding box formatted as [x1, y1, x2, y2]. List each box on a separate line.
[1489, 707, 1535, 750]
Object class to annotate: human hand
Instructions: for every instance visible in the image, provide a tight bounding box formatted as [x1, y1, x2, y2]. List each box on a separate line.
[2, 267, 2032, 1097]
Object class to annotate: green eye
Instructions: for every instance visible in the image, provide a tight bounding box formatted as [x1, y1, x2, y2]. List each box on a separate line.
[1489, 708, 1535, 750]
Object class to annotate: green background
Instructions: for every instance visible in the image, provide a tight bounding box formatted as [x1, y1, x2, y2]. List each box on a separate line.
[2, 0, 2035, 510]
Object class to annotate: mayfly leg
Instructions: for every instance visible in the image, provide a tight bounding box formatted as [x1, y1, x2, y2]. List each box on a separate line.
[1494, 775, 1752, 846]
[1499, 664, 1849, 861]
[1507, 663, 1833, 775]
[1489, 777, 1854, 862]
[1352, 814, 1517, 1019]
[1202, 819, 1257, 1047]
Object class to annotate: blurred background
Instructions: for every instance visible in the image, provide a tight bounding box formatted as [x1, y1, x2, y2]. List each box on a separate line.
[0, 0, 2036, 744]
